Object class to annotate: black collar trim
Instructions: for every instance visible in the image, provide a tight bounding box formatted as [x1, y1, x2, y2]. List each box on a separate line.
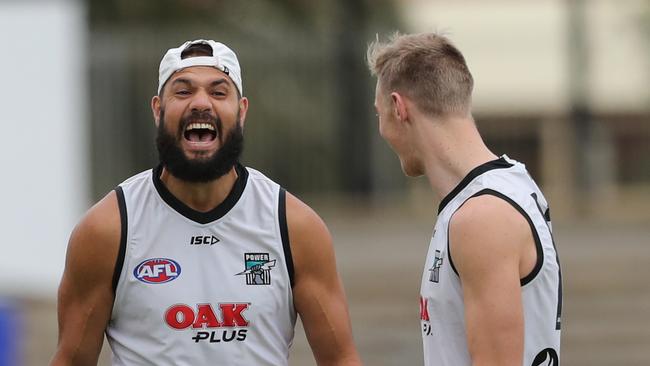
[438, 157, 513, 214]
[152, 163, 249, 224]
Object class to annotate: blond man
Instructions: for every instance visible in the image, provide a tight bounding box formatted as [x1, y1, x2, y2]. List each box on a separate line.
[368, 32, 562, 366]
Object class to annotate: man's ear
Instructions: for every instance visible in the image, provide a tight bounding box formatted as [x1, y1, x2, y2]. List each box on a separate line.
[151, 95, 161, 128]
[238, 97, 249, 129]
[390, 92, 408, 124]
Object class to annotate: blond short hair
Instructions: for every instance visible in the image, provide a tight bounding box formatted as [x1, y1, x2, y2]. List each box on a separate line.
[367, 32, 474, 117]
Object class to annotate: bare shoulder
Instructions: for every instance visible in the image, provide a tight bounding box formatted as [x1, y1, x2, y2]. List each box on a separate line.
[71, 191, 121, 252]
[283, 192, 336, 283]
[449, 194, 531, 276]
[284, 191, 330, 244]
[450, 194, 530, 239]
[65, 190, 123, 285]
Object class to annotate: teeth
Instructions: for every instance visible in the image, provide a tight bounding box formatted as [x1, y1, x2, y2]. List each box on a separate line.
[185, 123, 215, 131]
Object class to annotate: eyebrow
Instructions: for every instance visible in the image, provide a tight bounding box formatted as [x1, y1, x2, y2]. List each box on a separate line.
[170, 78, 229, 88]
[210, 78, 228, 87]
[171, 78, 192, 87]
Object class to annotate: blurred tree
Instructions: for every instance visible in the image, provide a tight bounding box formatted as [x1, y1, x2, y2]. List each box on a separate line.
[335, 0, 372, 194]
[88, 0, 330, 29]
[638, 1, 650, 182]
[566, 0, 593, 208]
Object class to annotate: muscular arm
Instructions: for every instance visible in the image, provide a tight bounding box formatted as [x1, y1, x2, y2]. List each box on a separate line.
[285, 192, 362, 366]
[449, 195, 537, 366]
[50, 192, 121, 366]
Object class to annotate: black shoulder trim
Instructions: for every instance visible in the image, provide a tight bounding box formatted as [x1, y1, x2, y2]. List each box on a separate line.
[152, 163, 249, 224]
[446, 222, 459, 277]
[447, 188, 544, 286]
[438, 157, 513, 214]
[278, 188, 295, 287]
[112, 186, 128, 294]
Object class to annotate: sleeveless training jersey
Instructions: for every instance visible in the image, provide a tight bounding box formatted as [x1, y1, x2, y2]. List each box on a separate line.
[106, 164, 297, 366]
[419, 155, 562, 366]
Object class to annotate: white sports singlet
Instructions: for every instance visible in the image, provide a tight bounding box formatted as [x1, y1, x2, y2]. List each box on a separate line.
[106, 164, 297, 366]
[419, 155, 562, 366]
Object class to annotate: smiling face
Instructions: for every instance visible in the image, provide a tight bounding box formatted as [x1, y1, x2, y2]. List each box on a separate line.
[151, 66, 249, 182]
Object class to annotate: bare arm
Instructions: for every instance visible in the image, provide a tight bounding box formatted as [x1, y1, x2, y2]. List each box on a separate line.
[50, 192, 121, 366]
[285, 192, 362, 366]
[450, 195, 537, 366]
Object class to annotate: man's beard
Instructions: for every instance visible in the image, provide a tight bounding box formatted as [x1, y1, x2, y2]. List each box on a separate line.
[156, 108, 244, 183]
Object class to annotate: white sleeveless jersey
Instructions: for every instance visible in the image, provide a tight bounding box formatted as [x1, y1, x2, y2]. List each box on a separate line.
[419, 156, 562, 366]
[106, 164, 297, 366]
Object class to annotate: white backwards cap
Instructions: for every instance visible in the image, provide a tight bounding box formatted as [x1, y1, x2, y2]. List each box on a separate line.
[158, 39, 243, 96]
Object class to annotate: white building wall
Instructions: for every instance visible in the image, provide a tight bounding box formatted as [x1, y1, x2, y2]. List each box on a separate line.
[0, 0, 88, 298]
[400, 0, 650, 115]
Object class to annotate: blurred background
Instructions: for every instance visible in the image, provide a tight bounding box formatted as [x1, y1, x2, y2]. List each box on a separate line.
[1, 0, 649, 365]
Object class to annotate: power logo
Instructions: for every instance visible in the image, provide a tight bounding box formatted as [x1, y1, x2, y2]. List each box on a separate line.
[428, 250, 443, 283]
[236, 253, 275, 285]
[165, 303, 250, 343]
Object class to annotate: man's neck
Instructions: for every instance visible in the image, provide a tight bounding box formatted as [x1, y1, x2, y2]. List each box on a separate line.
[159, 166, 239, 212]
[418, 116, 498, 201]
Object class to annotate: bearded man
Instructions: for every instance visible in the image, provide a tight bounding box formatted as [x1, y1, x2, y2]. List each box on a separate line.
[51, 39, 361, 366]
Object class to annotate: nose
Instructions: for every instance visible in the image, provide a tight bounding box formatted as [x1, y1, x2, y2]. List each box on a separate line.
[188, 88, 213, 114]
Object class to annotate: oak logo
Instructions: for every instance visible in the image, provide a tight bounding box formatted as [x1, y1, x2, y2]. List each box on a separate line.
[420, 296, 433, 336]
[165, 303, 250, 343]
[165, 303, 249, 329]
[190, 235, 220, 246]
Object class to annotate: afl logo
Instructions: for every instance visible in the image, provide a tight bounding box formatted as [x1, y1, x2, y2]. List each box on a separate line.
[134, 258, 181, 284]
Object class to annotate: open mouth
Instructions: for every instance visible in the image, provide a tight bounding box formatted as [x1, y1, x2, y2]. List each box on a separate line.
[183, 122, 217, 143]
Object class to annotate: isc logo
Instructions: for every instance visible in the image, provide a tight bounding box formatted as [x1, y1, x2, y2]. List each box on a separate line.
[190, 235, 220, 245]
[134, 258, 181, 284]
